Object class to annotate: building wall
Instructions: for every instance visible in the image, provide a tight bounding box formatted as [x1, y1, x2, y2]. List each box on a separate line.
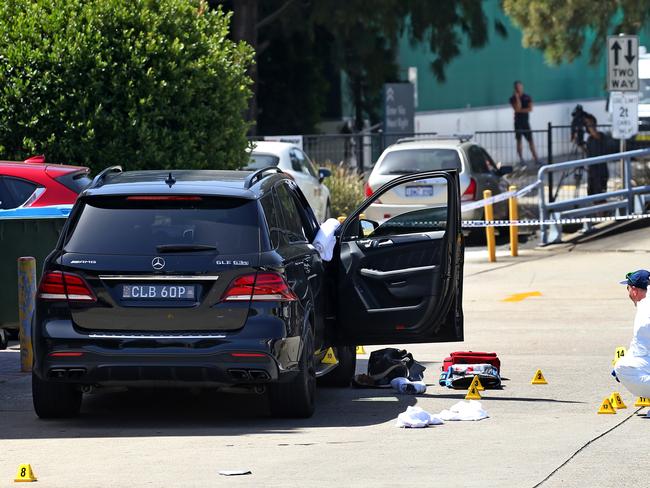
[399, 0, 650, 132]
[415, 98, 609, 135]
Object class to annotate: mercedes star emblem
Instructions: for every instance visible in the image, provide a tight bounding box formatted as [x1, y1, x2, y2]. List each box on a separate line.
[151, 257, 166, 270]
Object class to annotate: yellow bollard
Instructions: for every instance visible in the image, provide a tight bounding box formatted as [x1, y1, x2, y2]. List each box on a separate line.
[483, 190, 496, 262]
[17, 257, 36, 373]
[508, 185, 518, 257]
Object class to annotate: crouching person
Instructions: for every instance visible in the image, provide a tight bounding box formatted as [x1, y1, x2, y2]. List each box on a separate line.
[615, 270, 650, 411]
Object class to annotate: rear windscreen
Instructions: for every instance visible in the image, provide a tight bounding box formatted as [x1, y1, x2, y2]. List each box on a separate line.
[246, 153, 280, 170]
[64, 197, 260, 255]
[377, 149, 462, 175]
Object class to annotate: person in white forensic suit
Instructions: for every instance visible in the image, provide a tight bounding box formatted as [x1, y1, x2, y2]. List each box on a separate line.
[614, 269, 650, 413]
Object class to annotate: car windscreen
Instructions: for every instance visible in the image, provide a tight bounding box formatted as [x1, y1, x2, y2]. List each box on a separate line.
[377, 149, 462, 175]
[246, 153, 280, 170]
[64, 196, 260, 255]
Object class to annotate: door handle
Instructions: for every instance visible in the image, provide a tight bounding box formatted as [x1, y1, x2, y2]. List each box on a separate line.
[377, 239, 393, 247]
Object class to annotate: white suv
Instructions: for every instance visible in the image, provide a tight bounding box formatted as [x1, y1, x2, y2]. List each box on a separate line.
[247, 141, 331, 222]
[364, 137, 511, 223]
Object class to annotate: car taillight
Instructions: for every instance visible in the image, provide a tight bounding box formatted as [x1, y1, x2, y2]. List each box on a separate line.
[126, 196, 202, 201]
[461, 177, 477, 201]
[38, 271, 96, 302]
[220, 272, 298, 302]
[364, 182, 373, 197]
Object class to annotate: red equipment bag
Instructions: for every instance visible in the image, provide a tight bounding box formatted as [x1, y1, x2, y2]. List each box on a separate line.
[442, 351, 501, 373]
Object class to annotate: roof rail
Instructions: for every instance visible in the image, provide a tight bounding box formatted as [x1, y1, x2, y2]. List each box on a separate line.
[244, 166, 285, 189]
[395, 134, 474, 144]
[89, 165, 123, 189]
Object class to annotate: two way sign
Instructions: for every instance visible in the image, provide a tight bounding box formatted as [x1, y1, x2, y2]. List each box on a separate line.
[608, 35, 639, 91]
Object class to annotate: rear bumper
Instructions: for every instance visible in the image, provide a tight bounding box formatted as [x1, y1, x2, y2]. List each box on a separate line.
[33, 319, 302, 388]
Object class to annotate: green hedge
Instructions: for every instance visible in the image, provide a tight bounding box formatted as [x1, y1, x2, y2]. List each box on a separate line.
[0, 0, 253, 172]
[323, 163, 365, 218]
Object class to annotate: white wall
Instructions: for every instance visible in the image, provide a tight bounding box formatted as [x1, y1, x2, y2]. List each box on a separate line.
[414, 98, 609, 134]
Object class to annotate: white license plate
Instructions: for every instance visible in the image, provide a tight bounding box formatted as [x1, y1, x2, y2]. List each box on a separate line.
[122, 285, 195, 300]
[405, 185, 433, 197]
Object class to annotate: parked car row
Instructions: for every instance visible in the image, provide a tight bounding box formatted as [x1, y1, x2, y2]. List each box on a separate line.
[6, 136, 508, 419]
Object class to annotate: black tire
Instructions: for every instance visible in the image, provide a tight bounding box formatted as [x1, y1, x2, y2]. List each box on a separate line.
[32, 372, 82, 419]
[268, 332, 316, 418]
[318, 345, 357, 387]
[0, 329, 8, 350]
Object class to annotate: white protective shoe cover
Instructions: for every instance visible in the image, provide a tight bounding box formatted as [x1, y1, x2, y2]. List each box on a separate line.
[390, 377, 427, 394]
[437, 400, 489, 421]
[395, 406, 444, 428]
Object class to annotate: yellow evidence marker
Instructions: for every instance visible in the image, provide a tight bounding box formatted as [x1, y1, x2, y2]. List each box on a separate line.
[355, 346, 366, 355]
[634, 397, 650, 407]
[465, 384, 482, 400]
[321, 347, 338, 365]
[531, 369, 548, 384]
[609, 392, 627, 409]
[612, 346, 626, 366]
[14, 464, 37, 482]
[597, 398, 616, 414]
[470, 375, 485, 391]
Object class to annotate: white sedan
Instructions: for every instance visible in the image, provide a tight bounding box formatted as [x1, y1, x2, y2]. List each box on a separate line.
[247, 141, 332, 222]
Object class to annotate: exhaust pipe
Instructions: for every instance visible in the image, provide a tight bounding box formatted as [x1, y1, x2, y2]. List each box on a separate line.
[81, 385, 94, 394]
[254, 385, 266, 395]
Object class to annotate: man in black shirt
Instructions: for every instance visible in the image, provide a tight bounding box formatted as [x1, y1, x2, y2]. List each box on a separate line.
[510, 81, 540, 165]
[584, 115, 610, 196]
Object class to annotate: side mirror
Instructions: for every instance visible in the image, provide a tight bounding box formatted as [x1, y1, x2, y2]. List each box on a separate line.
[318, 167, 331, 183]
[497, 165, 513, 176]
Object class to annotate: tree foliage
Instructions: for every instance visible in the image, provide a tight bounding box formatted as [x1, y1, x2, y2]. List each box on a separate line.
[216, 0, 505, 133]
[0, 0, 254, 172]
[503, 0, 650, 64]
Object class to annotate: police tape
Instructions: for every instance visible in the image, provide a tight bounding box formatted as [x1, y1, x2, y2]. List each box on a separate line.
[461, 180, 541, 213]
[461, 212, 650, 228]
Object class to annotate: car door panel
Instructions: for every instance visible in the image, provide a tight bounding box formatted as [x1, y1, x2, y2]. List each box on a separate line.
[334, 171, 463, 345]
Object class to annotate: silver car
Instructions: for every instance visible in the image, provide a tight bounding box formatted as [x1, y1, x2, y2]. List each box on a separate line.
[364, 136, 512, 224]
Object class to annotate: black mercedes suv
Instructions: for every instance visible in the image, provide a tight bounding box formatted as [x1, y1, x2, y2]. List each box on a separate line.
[32, 166, 464, 418]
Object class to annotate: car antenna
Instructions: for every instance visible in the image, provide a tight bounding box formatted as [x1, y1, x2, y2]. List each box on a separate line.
[165, 172, 176, 188]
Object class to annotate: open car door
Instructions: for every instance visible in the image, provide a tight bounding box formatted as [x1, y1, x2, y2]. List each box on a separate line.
[335, 170, 464, 345]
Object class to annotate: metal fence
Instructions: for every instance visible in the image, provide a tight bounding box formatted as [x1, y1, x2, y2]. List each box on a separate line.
[537, 149, 650, 244]
[256, 125, 650, 221]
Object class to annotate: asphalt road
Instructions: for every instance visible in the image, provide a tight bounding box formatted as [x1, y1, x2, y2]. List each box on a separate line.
[1, 224, 650, 487]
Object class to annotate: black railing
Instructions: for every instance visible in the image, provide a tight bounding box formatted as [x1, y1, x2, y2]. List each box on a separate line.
[253, 124, 650, 210]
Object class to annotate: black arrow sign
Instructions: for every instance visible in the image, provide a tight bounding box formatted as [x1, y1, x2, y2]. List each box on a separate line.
[611, 40, 621, 65]
[625, 39, 636, 64]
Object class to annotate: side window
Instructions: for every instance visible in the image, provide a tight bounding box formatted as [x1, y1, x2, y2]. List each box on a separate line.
[3, 177, 38, 207]
[481, 147, 498, 171]
[467, 145, 490, 174]
[260, 191, 283, 249]
[0, 178, 14, 209]
[296, 149, 318, 178]
[344, 175, 450, 240]
[289, 149, 302, 172]
[275, 183, 308, 243]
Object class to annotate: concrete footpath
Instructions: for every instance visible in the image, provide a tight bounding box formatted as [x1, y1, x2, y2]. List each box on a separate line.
[1, 226, 650, 487]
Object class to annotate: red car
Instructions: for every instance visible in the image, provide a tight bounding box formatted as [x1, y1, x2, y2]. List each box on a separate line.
[0, 156, 91, 210]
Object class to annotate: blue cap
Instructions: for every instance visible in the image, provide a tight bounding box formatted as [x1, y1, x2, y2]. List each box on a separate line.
[620, 270, 650, 289]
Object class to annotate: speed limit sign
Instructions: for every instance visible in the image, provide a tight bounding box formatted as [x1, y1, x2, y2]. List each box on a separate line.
[611, 92, 639, 139]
